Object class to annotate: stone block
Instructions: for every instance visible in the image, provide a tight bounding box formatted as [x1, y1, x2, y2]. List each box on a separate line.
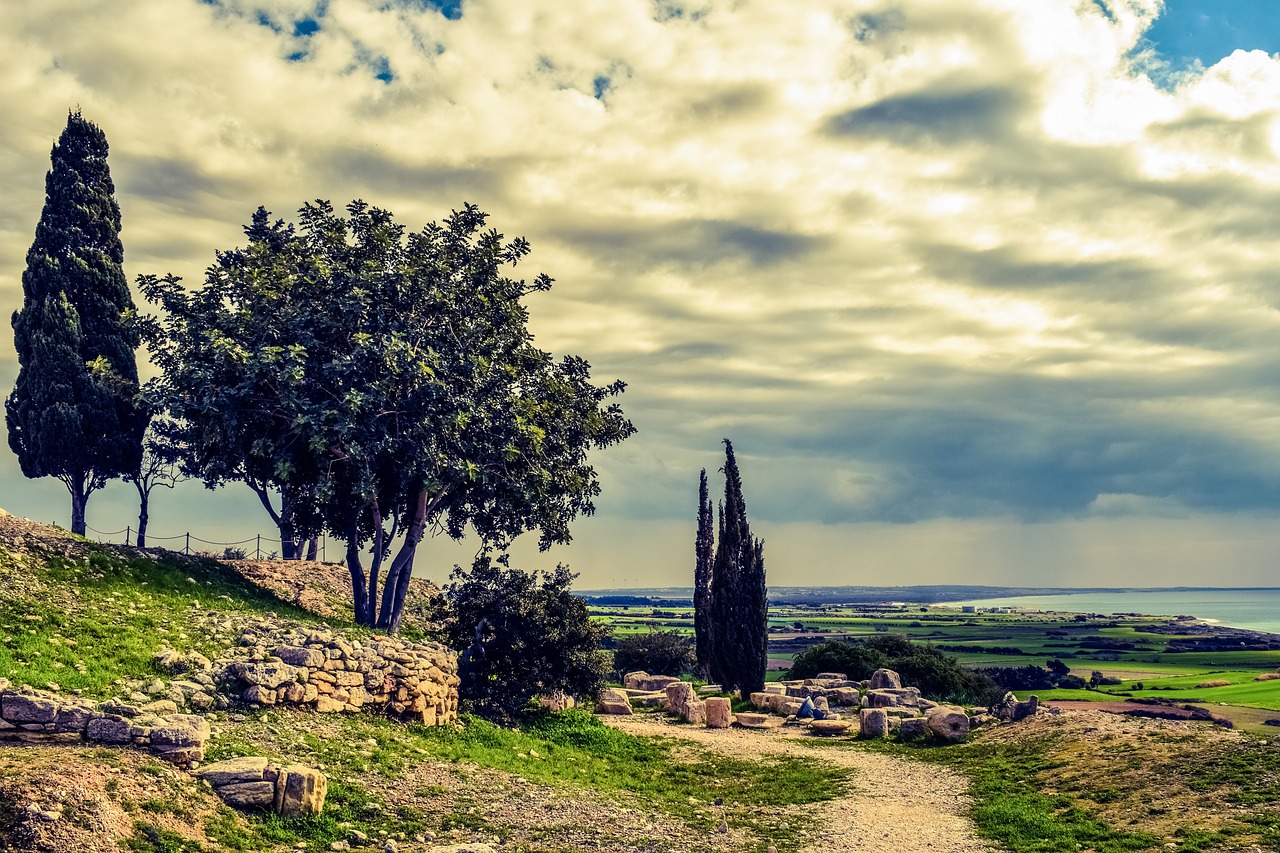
[53, 705, 92, 734]
[859, 708, 890, 739]
[925, 707, 970, 743]
[242, 685, 276, 705]
[233, 661, 300, 690]
[150, 715, 210, 749]
[869, 669, 902, 690]
[279, 765, 327, 817]
[809, 719, 852, 736]
[2, 693, 58, 724]
[734, 712, 779, 729]
[216, 780, 276, 809]
[196, 756, 269, 786]
[898, 718, 927, 741]
[315, 696, 344, 713]
[86, 716, 133, 744]
[274, 646, 327, 668]
[705, 697, 732, 728]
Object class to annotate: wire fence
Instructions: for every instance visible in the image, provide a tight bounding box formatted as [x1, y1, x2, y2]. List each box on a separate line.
[83, 524, 327, 561]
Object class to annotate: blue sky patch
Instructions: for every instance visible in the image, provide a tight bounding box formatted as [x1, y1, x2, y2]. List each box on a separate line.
[1143, 0, 1279, 75]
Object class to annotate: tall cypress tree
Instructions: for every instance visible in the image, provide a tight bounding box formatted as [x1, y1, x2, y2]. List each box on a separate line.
[693, 468, 715, 677]
[708, 439, 767, 696]
[6, 111, 145, 535]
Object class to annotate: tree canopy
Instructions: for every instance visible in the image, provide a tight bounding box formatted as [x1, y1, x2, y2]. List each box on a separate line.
[141, 200, 634, 631]
[6, 110, 146, 535]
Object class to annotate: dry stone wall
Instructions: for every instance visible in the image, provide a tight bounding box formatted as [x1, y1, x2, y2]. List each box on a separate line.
[0, 678, 210, 767]
[222, 626, 459, 726]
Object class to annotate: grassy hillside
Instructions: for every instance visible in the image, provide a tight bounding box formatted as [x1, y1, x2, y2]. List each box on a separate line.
[0, 512, 847, 853]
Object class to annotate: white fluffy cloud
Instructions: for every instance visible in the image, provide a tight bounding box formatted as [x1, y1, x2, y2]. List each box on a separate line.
[4, 0, 1280, 586]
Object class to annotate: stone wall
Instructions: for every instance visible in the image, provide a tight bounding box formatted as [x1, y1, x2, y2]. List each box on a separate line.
[0, 678, 209, 767]
[223, 627, 459, 726]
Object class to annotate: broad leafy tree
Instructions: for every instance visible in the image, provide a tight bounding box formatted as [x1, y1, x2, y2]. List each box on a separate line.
[141, 200, 634, 631]
[708, 440, 767, 696]
[6, 111, 146, 534]
[693, 467, 714, 676]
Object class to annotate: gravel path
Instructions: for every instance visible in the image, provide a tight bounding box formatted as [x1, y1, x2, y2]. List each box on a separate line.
[606, 716, 995, 853]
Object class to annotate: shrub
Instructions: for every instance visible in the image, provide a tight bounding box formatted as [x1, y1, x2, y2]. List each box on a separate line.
[1058, 674, 1087, 689]
[437, 554, 611, 722]
[788, 635, 1000, 704]
[974, 664, 1060, 692]
[612, 629, 695, 678]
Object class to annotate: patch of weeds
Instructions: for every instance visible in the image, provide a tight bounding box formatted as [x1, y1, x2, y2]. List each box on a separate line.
[122, 821, 210, 853]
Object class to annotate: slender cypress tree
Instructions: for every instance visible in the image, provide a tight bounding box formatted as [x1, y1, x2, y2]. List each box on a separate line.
[5, 111, 146, 535]
[708, 439, 767, 696]
[693, 468, 715, 677]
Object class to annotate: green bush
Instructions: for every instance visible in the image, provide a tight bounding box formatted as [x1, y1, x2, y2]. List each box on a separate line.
[788, 635, 1000, 704]
[612, 629, 695, 678]
[437, 554, 611, 722]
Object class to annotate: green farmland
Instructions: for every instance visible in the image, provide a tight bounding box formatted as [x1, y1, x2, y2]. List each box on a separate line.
[590, 600, 1280, 728]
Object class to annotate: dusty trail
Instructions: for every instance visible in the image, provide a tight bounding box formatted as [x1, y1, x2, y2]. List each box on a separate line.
[606, 716, 995, 853]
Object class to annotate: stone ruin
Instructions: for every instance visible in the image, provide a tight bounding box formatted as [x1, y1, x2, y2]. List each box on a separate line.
[0, 677, 210, 767]
[222, 627, 460, 726]
[599, 667, 1048, 743]
[0, 622, 462, 820]
[194, 756, 327, 817]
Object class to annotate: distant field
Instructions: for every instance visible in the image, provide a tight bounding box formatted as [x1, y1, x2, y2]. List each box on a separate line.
[591, 601, 1280, 720]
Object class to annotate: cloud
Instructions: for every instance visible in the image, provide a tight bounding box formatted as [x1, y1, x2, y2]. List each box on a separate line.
[4, 0, 1280, 586]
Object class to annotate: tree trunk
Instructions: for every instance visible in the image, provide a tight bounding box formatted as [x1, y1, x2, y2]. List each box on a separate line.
[131, 478, 149, 548]
[69, 479, 87, 537]
[279, 489, 299, 560]
[386, 544, 417, 634]
[137, 493, 149, 549]
[345, 531, 370, 627]
[377, 487, 433, 631]
[305, 537, 318, 561]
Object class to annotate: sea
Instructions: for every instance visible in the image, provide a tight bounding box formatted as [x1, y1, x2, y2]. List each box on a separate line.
[952, 589, 1280, 636]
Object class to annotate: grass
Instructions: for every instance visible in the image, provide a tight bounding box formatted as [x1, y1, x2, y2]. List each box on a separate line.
[0, 542, 326, 697]
[205, 709, 850, 851]
[846, 721, 1280, 853]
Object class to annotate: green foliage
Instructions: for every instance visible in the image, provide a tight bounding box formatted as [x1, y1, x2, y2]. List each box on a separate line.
[438, 554, 611, 722]
[6, 110, 146, 534]
[141, 200, 633, 631]
[611, 628, 696, 677]
[707, 440, 767, 696]
[789, 635, 1000, 703]
[693, 467, 714, 676]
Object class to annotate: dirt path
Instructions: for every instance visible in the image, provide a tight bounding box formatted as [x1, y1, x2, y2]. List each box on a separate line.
[606, 716, 994, 853]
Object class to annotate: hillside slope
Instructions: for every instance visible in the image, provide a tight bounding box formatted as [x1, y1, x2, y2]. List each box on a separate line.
[1, 509, 1278, 853]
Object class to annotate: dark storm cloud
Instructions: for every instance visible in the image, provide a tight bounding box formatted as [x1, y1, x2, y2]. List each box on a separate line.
[554, 218, 826, 270]
[824, 85, 1030, 146]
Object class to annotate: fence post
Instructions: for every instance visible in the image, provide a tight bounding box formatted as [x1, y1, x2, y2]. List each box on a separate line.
[185, 532, 190, 555]
[256, 534, 261, 560]
[125, 526, 131, 547]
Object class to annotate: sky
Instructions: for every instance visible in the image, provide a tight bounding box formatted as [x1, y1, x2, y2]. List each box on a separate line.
[3, 0, 1280, 590]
